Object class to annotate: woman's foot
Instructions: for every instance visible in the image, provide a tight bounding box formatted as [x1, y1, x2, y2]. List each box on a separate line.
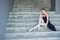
[27, 29, 33, 32]
[37, 27, 40, 31]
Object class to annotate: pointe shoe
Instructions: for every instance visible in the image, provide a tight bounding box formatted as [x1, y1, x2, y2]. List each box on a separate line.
[27, 30, 32, 32]
[37, 29, 39, 31]
[37, 27, 40, 31]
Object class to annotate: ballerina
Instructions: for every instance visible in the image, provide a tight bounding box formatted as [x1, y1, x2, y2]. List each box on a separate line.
[28, 8, 56, 32]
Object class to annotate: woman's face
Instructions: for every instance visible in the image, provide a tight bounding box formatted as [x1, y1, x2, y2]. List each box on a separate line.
[41, 10, 46, 15]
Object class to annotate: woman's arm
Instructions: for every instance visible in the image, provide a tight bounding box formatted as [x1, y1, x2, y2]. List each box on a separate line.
[46, 14, 49, 25]
[39, 14, 44, 24]
[39, 14, 41, 23]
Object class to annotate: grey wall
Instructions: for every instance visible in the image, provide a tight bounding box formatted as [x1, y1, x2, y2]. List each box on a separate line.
[50, 0, 55, 11]
[0, 0, 14, 40]
[56, 0, 60, 14]
[13, 0, 51, 12]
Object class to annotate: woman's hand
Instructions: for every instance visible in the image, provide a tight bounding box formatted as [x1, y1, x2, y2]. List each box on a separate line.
[45, 23, 47, 28]
[46, 23, 48, 26]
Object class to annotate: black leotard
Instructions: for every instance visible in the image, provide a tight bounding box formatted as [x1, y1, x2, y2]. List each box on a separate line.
[42, 16, 56, 31]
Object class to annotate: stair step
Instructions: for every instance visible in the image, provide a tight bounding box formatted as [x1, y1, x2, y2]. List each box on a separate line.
[7, 19, 60, 22]
[8, 18, 60, 21]
[9, 13, 57, 15]
[6, 27, 50, 33]
[7, 21, 60, 23]
[9, 13, 60, 15]
[5, 31, 60, 39]
[5, 37, 60, 40]
[8, 15, 60, 18]
[9, 12, 55, 14]
[7, 22, 60, 25]
[6, 26, 60, 33]
[7, 23, 60, 27]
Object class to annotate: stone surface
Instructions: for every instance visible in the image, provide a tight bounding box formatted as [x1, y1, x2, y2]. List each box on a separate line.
[5, 0, 60, 40]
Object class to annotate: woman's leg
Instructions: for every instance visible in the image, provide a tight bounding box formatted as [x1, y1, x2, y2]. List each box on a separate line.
[28, 23, 46, 32]
[28, 24, 40, 32]
[37, 18, 45, 31]
[37, 23, 46, 30]
[37, 26, 40, 31]
[28, 17, 46, 32]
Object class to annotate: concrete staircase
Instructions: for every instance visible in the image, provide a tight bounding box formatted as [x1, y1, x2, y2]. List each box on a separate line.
[5, 0, 60, 40]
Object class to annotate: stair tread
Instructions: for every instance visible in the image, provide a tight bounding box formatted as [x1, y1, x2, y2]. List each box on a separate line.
[5, 31, 60, 39]
[5, 37, 60, 40]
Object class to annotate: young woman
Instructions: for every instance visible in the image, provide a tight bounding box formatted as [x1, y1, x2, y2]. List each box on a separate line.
[28, 8, 56, 32]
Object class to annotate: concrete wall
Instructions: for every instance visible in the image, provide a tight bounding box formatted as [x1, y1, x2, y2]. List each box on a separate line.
[0, 0, 14, 40]
[56, 0, 60, 14]
[13, 0, 51, 12]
